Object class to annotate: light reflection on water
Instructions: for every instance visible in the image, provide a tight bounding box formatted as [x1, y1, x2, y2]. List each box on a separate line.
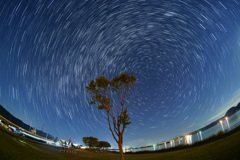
[109, 110, 240, 153]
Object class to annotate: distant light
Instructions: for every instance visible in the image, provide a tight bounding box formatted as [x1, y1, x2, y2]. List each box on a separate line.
[199, 131, 201, 133]
[185, 135, 192, 145]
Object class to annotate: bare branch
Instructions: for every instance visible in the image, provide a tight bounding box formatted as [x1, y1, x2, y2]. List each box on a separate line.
[117, 106, 119, 117]
[108, 109, 119, 136]
[107, 113, 118, 143]
[112, 116, 119, 136]
[121, 106, 128, 134]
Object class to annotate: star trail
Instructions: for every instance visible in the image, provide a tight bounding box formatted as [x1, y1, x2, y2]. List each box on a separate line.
[1, 0, 240, 148]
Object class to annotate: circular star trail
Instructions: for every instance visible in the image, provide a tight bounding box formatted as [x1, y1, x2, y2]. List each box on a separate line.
[0, 0, 240, 148]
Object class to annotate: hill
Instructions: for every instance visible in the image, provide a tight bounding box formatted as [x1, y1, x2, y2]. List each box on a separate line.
[0, 105, 54, 139]
[225, 102, 240, 117]
[189, 102, 240, 135]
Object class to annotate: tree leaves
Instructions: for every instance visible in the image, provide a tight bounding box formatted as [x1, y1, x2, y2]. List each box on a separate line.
[95, 76, 111, 89]
[97, 141, 111, 149]
[111, 72, 137, 91]
[82, 136, 99, 148]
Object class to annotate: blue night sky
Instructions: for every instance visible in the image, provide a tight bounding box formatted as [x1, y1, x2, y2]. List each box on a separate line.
[1, 0, 240, 148]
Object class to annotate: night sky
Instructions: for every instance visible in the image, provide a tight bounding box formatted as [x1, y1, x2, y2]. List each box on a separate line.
[1, 0, 240, 148]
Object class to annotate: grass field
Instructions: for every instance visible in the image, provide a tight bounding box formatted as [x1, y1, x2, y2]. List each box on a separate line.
[1, 126, 240, 160]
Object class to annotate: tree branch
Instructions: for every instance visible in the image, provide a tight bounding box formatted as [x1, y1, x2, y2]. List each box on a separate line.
[107, 112, 118, 143]
[112, 116, 119, 136]
[121, 106, 128, 134]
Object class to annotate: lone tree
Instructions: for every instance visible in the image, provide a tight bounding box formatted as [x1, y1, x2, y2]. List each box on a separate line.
[98, 141, 111, 149]
[82, 136, 99, 149]
[86, 72, 137, 160]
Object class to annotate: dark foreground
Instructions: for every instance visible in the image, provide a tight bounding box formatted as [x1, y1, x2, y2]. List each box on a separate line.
[0, 126, 240, 160]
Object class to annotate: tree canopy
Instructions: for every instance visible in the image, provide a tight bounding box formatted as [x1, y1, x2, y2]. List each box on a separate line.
[97, 141, 111, 149]
[82, 136, 99, 148]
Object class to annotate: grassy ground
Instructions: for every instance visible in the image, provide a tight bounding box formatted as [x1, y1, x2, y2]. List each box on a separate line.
[1, 126, 240, 160]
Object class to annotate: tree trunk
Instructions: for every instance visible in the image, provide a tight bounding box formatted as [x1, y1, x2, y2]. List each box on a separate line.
[118, 135, 124, 160]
